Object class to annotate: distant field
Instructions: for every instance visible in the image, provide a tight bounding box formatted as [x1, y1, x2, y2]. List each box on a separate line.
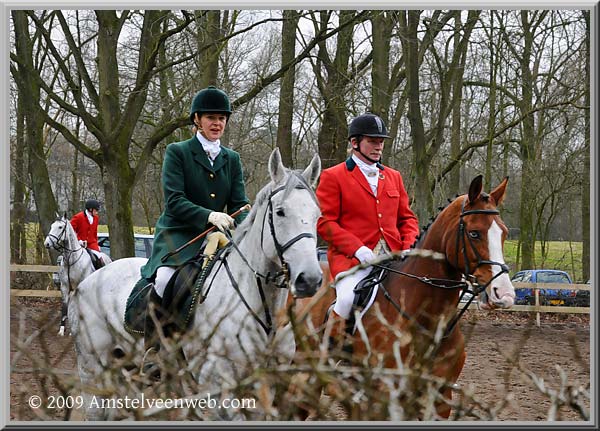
[16, 223, 585, 281]
[504, 240, 584, 282]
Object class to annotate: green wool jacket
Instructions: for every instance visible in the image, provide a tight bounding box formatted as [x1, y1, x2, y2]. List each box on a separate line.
[140, 136, 249, 280]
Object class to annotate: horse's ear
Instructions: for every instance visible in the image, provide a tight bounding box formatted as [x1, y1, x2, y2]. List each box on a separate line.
[268, 148, 286, 184]
[63, 212, 67, 220]
[301, 154, 321, 188]
[55, 212, 60, 219]
[490, 176, 509, 206]
[468, 175, 483, 204]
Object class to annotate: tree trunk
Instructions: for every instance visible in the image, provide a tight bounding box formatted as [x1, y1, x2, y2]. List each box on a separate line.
[11, 90, 27, 264]
[11, 10, 58, 258]
[276, 10, 299, 167]
[316, 11, 357, 169]
[518, 10, 537, 270]
[449, 14, 463, 195]
[196, 10, 221, 88]
[400, 11, 429, 222]
[485, 12, 497, 191]
[582, 10, 590, 282]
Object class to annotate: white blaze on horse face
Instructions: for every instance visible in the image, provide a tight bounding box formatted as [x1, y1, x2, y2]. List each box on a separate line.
[480, 220, 515, 309]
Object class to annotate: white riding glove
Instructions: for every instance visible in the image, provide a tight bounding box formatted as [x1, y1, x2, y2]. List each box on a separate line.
[208, 211, 235, 232]
[401, 249, 411, 257]
[78, 240, 87, 248]
[354, 246, 376, 264]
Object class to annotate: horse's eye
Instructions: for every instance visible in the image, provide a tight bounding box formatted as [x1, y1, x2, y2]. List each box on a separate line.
[468, 231, 480, 239]
[276, 208, 285, 217]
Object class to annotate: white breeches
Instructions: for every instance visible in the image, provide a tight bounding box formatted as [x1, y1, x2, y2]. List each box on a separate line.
[333, 239, 391, 319]
[332, 267, 373, 319]
[154, 266, 176, 298]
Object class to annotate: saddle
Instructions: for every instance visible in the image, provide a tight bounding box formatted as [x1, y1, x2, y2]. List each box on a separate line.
[327, 264, 390, 336]
[86, 248, 105, 270]
[124, 246, 228, 336]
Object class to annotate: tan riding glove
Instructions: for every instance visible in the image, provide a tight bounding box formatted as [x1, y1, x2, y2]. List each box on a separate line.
[208, 211, 235, 232]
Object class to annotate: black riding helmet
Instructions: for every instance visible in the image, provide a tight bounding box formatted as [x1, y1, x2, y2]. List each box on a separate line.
[189, 86, 232, 124]
[85, 199, 100, 211]
[348, 113, 390, 139]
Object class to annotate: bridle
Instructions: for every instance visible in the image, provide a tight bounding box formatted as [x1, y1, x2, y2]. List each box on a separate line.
[46, 217, 86, 290]
[372, 197, 510, 337]
[455, 197, 509, 295]
[216, 174, 318, 335]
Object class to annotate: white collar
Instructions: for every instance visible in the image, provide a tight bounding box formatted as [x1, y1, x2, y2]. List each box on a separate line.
[352, 154, 379, 177]
[196, 131, 221, 162]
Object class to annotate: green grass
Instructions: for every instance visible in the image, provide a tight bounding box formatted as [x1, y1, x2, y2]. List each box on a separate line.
[504, 240, 584, 282]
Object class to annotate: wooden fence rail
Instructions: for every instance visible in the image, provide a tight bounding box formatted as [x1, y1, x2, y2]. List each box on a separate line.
[9, 265, 591, 325]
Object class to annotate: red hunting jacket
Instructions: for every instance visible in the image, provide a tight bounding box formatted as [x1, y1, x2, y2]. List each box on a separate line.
[70, 210, 100, 251]
[316, 157, 420, 279]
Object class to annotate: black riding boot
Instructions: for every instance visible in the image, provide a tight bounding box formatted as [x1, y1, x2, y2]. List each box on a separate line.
[142, 285, 163, 379]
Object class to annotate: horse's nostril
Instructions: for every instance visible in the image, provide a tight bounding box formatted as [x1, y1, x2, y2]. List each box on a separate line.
[295, 272, 322, 295]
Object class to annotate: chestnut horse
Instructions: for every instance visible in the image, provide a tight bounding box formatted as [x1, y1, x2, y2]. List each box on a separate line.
[293, 175, 515, 419]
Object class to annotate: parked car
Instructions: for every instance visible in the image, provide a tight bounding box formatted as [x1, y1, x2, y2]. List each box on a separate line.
[574, 279, 591, 307]
[511, 269, 575, 306]
[53, 233, 154, 288]
[97, 232, 154, 259]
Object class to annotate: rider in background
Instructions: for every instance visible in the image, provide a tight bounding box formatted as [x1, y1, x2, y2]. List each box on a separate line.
[140, 86, 250, 361]
[316, 113, 420, 349]
[70, 199, 104, 265]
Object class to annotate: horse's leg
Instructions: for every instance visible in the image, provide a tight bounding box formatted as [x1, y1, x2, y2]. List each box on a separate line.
[58, 281, 69, 336]
[433, 343, 466, 419]
[75, 350, 107, 420]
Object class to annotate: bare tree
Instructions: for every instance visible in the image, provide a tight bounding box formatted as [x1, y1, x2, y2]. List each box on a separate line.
[11, 10, 59, 259]
[276, 10, 300, 167]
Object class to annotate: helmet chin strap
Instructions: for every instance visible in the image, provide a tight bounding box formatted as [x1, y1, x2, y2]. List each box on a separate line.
[353, 143, 380, 164]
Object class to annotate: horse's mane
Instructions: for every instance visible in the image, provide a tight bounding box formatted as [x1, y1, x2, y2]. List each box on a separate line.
[233, 168, 316, 243]
[390, 193, 468, 270]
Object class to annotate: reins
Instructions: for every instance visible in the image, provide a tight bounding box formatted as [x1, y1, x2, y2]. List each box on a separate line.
[368, 197, 510, 339]
[211, 174, 318, 336]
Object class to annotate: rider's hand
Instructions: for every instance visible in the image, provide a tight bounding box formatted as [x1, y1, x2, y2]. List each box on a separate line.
[208, 211, 235, 232]
[354, 246, 376, 264]
[79, 240, 87, 248]
[400, 249, 411, 257]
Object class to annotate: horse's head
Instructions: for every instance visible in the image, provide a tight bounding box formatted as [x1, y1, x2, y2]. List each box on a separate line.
[444, 175, 515, 309]
[257, 148, 323, 298]
[44, 215, 70, 251]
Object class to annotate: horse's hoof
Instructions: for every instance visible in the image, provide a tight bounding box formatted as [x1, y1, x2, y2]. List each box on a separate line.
[58, 326, 65, 337]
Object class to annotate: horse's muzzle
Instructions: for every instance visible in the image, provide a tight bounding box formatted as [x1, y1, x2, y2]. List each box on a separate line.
[291, 271, 323, 298]
[478, 289, 515, 310]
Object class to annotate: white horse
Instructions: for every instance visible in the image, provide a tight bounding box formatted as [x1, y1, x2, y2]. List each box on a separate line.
[70, 148, 322, 420]
[44, 215, 112, 336]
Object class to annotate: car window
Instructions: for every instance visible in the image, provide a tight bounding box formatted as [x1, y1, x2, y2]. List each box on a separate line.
[511, 273, 524, 282]
[134, 238, 147, 258]
[537, 272, 570, 284]
[521, 272, 532, 282]
[98, 237, 111, 257]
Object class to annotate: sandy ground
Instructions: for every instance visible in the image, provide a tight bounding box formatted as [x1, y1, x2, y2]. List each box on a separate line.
[9, 297, 590, 422]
